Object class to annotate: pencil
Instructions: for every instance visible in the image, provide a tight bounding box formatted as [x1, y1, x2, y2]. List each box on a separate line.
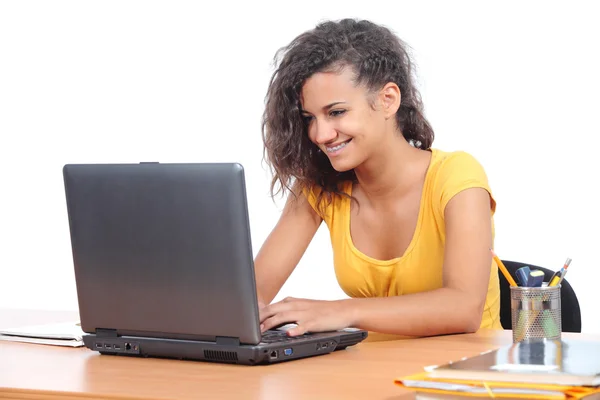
[490, 249, 518, 287]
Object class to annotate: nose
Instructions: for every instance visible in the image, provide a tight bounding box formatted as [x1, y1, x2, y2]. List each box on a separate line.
[311, 119, 337, 145]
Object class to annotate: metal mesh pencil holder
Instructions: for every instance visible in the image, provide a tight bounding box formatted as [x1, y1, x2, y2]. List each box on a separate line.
[511, 284, 561, 343]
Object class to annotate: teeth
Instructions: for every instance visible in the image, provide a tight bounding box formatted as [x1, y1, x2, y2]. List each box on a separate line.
[326, 141, 349, 153]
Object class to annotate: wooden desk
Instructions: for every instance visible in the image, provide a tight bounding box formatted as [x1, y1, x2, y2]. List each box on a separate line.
[1, 309, 597, 400]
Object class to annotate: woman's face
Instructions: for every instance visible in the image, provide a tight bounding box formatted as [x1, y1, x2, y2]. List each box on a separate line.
[300, 68, 399, 172]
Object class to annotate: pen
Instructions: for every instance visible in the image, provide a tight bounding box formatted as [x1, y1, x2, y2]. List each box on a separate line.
[490, 249, 518, 287]
[557, 258, 572, 285]
[549, 258, 571, 287]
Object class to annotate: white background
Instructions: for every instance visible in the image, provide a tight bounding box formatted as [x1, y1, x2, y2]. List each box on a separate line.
[1, 1, 599, 332]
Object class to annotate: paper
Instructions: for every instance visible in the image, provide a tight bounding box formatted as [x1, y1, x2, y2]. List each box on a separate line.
[0, 321, 84, 347]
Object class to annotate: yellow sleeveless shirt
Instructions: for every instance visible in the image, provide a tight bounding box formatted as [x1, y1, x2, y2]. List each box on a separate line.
[303, 149, 502, 334]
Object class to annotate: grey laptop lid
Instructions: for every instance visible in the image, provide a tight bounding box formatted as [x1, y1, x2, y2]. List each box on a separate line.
[63, 162, 262, 345]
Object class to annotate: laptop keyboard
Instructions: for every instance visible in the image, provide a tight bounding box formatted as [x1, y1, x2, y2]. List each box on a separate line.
[261, 330, 312, 343]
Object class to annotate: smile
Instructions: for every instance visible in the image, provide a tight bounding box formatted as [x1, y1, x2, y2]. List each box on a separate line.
[326, 139, 351, 153]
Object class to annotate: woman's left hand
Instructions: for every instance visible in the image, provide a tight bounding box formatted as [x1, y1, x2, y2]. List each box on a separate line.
[259, 297, 353, 336]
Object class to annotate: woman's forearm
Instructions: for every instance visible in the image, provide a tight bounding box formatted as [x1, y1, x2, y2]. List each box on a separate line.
[343, 288, 485, 337]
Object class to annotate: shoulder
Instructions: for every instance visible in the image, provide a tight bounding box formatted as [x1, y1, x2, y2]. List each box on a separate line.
[429, 149, 495, 214]
[301, 181, 351, 223]
[301, 183, 322, 215]
[431, 149, 487, 175]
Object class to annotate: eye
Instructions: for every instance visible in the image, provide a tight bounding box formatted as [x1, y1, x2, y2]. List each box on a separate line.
[329, 109, 346, 117]
[302, 115, 314, 124]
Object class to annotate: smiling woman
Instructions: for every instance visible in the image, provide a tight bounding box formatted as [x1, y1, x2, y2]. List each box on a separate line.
[255, 18, 501, 339]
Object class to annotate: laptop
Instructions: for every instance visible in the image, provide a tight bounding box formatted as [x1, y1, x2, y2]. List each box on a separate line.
[62, 162, 367, 365]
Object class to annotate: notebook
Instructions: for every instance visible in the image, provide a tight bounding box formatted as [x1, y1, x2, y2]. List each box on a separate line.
[0, 322, 84, 347]
[62, 162, 367, 365]
[395, 338, 600, 399]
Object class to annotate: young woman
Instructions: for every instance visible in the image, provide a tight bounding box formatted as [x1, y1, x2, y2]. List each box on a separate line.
[255, 18, 501, 339]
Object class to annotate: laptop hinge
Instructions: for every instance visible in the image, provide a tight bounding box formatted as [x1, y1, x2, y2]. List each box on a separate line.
[216, 336, 240, 346]
[96, 328, 118, 338]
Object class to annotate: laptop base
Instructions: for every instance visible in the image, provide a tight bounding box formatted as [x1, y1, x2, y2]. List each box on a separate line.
[83, 330, 368, 365]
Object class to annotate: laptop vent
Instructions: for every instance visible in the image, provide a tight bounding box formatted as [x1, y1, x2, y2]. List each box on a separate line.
[204, 350, 238, 362]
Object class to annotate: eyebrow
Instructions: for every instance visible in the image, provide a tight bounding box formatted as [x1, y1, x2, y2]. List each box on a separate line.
[301, 101, 347, 114]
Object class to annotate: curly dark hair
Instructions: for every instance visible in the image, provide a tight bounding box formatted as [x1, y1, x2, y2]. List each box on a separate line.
[261, 18, 434, 205]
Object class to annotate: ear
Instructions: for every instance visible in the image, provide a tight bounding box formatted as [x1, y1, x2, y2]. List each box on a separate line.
[379, 82, 401, 119]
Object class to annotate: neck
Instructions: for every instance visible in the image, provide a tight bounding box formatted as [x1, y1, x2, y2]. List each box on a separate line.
[353, 135, 430, 206]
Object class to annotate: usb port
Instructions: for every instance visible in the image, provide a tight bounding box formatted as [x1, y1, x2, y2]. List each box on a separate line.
[104, 344, 112, 349]
[95, 343, 102, 349]
[114, 344, 121, 350]
[284, 348, 293, 356]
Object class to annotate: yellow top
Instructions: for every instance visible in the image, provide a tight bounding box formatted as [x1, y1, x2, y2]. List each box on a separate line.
[303, 148, 502, 332]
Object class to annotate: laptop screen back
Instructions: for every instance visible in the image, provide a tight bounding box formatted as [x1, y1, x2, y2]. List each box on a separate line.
[63, 162, 261, 345]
